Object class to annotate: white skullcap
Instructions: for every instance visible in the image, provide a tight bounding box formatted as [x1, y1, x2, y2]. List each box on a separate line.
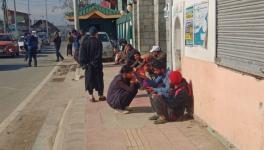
[150, 45, 161, 53]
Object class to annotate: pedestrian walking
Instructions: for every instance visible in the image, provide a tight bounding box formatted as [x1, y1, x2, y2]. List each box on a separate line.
[53, 31, 64, 62]
[24, 32, 30, 62]
[27, 32, 38, 67]
[79, 27, 106, 102]
[67, 32, 74, 56]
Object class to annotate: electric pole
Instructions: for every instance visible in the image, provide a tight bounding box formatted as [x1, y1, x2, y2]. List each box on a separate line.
[45, 0, 49, 38]
[2, 0, 7, 33]
[28, 0, 30, 32]
[73, 0, 80, 30]
[13, 0, 17, 36]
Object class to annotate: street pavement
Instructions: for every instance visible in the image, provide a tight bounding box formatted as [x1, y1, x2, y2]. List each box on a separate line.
[0, 44, 64, 123]
[0, 49, 229, 150]
[54, 63, 229, 150]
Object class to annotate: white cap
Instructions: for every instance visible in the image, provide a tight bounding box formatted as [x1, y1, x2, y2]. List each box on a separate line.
[150, 45, 161, 53]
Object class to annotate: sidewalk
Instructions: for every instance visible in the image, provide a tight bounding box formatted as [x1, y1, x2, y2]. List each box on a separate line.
[82, 64, 227, 150]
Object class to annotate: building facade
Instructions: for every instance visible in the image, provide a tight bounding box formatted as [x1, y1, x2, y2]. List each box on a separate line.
[131, 0, 264, 149]
[166, 0, 264, 150]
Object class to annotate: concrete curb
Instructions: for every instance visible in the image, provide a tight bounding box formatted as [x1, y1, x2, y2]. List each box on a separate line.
[0, 62, 62, 135]
[52, 99, 73, 150]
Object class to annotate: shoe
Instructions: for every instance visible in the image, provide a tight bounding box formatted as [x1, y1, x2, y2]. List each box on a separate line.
[125, 106, 133, 111]
[154, 118, 168, 124]
[115, 109, 130, 114]
[56, 60, 59, 62]
[89, 97, 97, 103]
[149, 115, 159, 120]
[99, 96, 106, 101]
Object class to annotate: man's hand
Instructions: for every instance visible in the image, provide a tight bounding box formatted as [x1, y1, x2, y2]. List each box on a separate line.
[146, 87, 153, 93]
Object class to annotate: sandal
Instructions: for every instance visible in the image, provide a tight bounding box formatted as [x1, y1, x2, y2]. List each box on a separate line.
[154, 118, 168, 124]
[149, 115, 159, 120]
[89, 97, 97, 103]
[99, 96, 106, 101]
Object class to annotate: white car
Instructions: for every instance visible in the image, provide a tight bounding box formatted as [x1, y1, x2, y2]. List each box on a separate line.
[86, 32, 113, 60]
[18, 36, 25, 53]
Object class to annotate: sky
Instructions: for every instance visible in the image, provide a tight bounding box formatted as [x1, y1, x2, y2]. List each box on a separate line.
[1, 0, 70, 26]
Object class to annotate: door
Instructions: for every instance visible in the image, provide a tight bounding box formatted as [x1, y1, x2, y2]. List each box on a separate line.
[173, 17, 182, 70]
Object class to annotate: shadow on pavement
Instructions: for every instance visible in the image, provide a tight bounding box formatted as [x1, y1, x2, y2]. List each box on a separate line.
[135, 94, 149, 98]
[103, 63, 120, 68]
[130, 106, 153, 113]
[0, 64, 27, 71]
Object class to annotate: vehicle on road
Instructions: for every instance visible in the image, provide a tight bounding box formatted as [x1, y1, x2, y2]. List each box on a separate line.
[0, 34, 19, 57]
[86, 32, 113, 60]
[18, 36, 26, 53]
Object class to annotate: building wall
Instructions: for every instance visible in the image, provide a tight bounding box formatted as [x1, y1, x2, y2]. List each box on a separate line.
[136, 0, 155, 53]
[154, 0, 167, 51]
[171, 0, 264, 149]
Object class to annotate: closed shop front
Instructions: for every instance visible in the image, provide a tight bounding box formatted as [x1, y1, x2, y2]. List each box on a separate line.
[216, 0, 264, 78]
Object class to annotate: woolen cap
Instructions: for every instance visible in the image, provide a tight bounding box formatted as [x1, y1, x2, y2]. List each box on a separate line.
[150, 45, 161, 53]
[169, 71, 183, 85]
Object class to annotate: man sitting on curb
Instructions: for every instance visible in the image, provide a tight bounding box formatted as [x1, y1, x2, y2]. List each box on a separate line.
[149, 71, 193, 124]
[107, 65, 140, 114]
[144, 60, 171, 123]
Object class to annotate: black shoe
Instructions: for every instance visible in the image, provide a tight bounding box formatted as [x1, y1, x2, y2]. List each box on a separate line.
[56, 60, 59, 62]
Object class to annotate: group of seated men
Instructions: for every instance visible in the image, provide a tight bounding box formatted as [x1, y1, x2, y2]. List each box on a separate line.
[107, 40, 193, 124]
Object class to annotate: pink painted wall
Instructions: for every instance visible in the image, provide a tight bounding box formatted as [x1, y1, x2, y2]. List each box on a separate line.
[182, 57, 264, 150]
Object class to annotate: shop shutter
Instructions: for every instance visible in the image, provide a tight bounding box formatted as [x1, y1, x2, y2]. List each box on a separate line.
[216, 0, 264, 78]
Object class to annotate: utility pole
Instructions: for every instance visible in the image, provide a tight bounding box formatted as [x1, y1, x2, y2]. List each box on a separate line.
[13, 0, 17, 36]
[2, 0, 7, 33]
[73, 0, 80, 30]
[28, 0, 30, 32]
[45, 0, 49, 38]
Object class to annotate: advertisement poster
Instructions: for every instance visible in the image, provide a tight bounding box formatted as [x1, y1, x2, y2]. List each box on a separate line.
[185, 6, 194, 46]
[194, 2, 208, 48]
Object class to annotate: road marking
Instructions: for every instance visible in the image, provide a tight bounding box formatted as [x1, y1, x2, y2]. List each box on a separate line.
[0, 62, 62, 134]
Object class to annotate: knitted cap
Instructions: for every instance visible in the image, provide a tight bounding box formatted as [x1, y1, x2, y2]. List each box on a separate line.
[169, 71, 183, 85]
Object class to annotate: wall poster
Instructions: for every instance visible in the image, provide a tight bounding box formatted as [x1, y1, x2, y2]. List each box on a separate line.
[185, 6, 194, 46]
[185, 1, 208, 48]
[194, 1, 208, 48]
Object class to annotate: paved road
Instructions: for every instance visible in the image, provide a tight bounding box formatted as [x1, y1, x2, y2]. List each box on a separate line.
[0, 44, 66, 123]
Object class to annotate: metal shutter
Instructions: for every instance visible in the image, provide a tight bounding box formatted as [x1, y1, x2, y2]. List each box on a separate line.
[216, 0, 264, 78]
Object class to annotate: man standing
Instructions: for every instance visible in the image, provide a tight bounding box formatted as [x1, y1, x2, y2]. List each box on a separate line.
[27, 32, 38, 67]
[66, 32, 74, 56]
[73, 30, 85, 81]
[79, 27, 106, 102]
[53, 31, 64, 62]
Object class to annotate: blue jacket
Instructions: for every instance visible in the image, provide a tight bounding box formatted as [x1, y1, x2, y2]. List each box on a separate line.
[73, 35, 80, 50]
[147, 69, 171, 98]
[27, 35, 38, 51]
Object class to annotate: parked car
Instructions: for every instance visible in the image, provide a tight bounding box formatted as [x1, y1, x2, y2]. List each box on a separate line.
[0, 34, 19, 57]
[86, 32, 113, 60]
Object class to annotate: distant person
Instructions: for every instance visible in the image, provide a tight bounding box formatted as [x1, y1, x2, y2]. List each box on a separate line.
[73, 30, 85, 81]
[27, 32, 39, 67]
[107, 65, 139, 114]
[24, 32, 30, 62]
[53, 31, 64, 62]
[66, 32, 74, 56]
[79, 27, 106, 102]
